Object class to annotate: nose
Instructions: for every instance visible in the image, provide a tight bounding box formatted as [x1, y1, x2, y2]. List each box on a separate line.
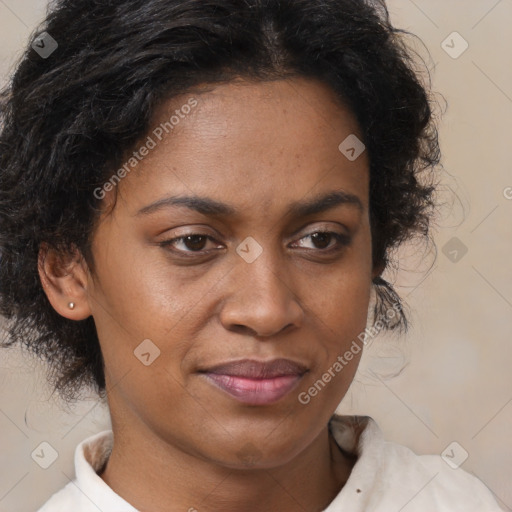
[219, 251, 304, 338]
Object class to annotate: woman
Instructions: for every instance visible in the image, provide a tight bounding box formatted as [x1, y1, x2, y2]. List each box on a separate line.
[0, 0, 504, 510]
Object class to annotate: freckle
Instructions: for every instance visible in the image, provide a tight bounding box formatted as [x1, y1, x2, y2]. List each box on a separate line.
[356, 489, 362, 493]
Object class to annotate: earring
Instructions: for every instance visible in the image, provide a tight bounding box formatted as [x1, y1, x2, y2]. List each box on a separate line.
[68, 302, 75, 310]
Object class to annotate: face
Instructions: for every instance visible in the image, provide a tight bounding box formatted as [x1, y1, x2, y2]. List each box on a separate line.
[79, 77, 378, 468]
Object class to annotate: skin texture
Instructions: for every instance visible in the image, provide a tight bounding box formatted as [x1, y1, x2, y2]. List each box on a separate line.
[39, 77, 383, 512]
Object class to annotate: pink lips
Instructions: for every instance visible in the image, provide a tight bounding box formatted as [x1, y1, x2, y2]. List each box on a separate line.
[199, 358, 308, 405]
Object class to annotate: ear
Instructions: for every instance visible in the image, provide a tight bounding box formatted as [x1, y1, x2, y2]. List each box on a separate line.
[38, 242, 93, 320]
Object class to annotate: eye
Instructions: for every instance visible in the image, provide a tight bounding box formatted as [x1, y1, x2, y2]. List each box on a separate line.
[159, 234, 222, 255]
[291, 231, 351, 252]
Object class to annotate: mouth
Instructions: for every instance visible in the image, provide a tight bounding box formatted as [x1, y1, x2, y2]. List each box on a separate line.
[198, 358, 308, 406]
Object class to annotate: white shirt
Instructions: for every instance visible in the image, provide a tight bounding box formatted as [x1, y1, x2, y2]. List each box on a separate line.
[37, 415, 504, 511]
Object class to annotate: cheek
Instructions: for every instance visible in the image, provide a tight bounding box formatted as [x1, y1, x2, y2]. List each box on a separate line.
[301, 245, 372, 381]
[328, 280, 371, 342]
[89, 241, 229, 394]
[309, 280, 369, 376]
[305, 247, 372, 339]
[89, 234, 189, 335]
[297, 282, 369, 417]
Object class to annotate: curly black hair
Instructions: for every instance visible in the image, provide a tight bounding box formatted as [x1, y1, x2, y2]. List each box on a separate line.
[0, 0, 441, 400]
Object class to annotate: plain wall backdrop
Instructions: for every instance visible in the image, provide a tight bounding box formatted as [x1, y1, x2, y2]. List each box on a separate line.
[0, 1, 511, 511]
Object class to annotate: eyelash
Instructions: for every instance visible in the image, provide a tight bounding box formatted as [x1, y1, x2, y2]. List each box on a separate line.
[158, 230, 351, 258]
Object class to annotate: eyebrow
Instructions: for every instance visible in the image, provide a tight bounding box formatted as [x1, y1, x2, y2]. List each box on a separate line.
[136, 189, 364, 218]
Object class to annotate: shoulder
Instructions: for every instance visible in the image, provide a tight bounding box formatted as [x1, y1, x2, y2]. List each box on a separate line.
[36, 430, 136, 512]
[328, 415, 504, 511]
[376, 438, 502, 510]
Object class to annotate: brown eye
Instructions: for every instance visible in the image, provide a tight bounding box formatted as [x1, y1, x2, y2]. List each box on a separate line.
[180, 235, 208, 251]
[293, 231, 351, 252]
[159, 234, 220, 255]
[310, 232, 333, 249]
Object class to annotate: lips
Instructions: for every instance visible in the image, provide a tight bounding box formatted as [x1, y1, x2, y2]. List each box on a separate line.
[203, 358, 308, 379]
[198, 358, 308, 405]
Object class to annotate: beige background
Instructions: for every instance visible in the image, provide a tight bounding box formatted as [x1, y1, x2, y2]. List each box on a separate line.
[0, 1, 511, 511]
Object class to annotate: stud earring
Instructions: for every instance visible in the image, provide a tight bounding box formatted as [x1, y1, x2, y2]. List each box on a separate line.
[68, 302, 75, 310]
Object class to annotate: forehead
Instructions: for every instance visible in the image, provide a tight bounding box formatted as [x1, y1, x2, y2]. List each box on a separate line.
[109, 77, 369, 219]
